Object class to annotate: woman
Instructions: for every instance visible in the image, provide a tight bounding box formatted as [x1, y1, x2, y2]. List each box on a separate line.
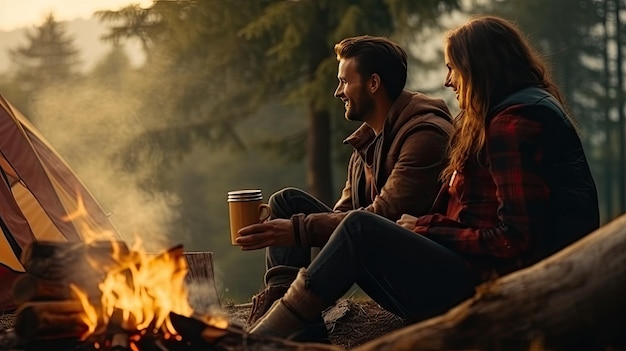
[248, 15, 599, 343]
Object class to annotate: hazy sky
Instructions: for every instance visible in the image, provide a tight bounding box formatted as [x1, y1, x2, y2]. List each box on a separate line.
[0, 0, 153, 31]
[0, 0, 148, 73]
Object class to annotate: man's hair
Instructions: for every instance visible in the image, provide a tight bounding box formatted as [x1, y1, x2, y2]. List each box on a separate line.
[334, 35, 408, 100]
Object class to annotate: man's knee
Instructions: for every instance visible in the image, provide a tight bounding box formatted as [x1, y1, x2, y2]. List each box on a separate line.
[269, 187, 304, 207]
[337, 210, 380, 240]
[268, 187, 304, 218]
[343, 210, 379, 225]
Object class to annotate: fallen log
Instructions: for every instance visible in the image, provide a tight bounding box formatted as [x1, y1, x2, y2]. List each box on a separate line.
[353, 213, 626, 351]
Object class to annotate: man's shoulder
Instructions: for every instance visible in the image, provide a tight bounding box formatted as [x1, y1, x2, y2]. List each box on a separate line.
[399, 90, 453, 122]
[384, 90, 453, 137]
[400, 93, 453, 130]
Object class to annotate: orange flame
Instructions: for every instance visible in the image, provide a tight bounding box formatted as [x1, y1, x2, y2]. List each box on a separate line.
[64, 193, 194, 338]
[70, 283, 99, 340]
[98, 239, 193, 334]
[64, 192, 230, 342]
[61, 192, 118, 244]
[72, 240, 195, 338]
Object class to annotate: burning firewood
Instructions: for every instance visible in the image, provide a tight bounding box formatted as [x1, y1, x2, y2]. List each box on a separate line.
[12, 274, 73, 304]
[11, 272, 106, 305]
[13, 300, 95, 340]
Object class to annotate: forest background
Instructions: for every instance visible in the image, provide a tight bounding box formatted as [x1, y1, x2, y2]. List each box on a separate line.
[0, 0, 624, 303]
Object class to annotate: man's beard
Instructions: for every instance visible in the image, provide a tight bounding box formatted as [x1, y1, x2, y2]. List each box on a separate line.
[345, 94, 374, 122]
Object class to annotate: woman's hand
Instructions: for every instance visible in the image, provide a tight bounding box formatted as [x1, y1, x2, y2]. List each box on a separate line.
[396, 214, 418, 231]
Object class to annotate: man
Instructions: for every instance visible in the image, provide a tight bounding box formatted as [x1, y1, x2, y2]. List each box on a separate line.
[236, 35, 454, 336]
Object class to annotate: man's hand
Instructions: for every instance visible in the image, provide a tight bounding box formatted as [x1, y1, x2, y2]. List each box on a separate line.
[396, 214, 418, 231]
[235, 219, 295, 251]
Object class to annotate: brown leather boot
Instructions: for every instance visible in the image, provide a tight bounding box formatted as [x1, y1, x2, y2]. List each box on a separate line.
[245, 285, 289, 329]
[248, 268, 331, 343]
[245, 265, 299, 329]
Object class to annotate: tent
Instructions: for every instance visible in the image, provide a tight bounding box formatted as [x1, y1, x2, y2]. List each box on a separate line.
[0, 94, 121, 311]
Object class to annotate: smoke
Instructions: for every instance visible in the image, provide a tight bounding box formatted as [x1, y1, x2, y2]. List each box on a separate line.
[31, 81, 181, 251]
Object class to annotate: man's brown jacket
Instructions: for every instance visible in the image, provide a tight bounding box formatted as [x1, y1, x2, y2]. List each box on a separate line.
[292, 90, 454, 247]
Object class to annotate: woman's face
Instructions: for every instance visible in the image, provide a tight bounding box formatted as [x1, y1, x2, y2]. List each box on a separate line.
[444, 45, 466, 109]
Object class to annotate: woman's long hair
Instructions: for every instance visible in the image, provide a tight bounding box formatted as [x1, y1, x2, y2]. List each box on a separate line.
[442, 15, 566, 181]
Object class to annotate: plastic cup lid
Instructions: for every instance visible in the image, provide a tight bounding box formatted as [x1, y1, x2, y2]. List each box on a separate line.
[227, 189, 262, 196]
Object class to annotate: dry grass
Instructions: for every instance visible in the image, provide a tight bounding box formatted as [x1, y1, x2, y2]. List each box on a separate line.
[0, 312, 13, 331]
[323, 299, 406, 349]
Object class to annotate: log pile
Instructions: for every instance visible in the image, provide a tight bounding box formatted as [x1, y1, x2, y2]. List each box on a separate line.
[12, 240, 126, 340]
[5, 241, 175, 348]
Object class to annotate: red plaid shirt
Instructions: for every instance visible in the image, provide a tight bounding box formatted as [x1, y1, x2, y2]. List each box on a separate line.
[414, 112, 550, 278]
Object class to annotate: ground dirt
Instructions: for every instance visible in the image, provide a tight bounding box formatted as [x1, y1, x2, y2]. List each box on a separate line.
[0, 298, 405, 350]
[224, 298, 406, 349]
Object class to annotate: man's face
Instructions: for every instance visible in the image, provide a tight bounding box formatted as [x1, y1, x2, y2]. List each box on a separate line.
[334, 58, 374, 122]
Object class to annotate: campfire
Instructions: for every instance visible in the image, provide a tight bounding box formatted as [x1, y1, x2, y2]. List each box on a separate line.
[0, 239, 234, 350]
[0, 200, 338, 351]
[0, 239, 336, 351]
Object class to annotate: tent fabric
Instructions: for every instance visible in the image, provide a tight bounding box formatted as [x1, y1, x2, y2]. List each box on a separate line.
[0, 94, 121, 311]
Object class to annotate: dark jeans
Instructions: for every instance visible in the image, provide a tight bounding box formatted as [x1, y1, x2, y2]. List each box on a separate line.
[265, 187, 332, 284]
[306, 210, 477, 322]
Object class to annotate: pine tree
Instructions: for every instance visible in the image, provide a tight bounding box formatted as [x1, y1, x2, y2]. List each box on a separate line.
[9, 13, 81, 92]
[90, 42, 133, 89]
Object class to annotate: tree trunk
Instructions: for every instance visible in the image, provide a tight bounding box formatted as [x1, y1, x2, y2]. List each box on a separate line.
[616, 0, 626, 214]
[354, 213, 626, 351]
[603, 0, 615, 219]
[305, 3, 334, 206]
[307, 105, 333, 205]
